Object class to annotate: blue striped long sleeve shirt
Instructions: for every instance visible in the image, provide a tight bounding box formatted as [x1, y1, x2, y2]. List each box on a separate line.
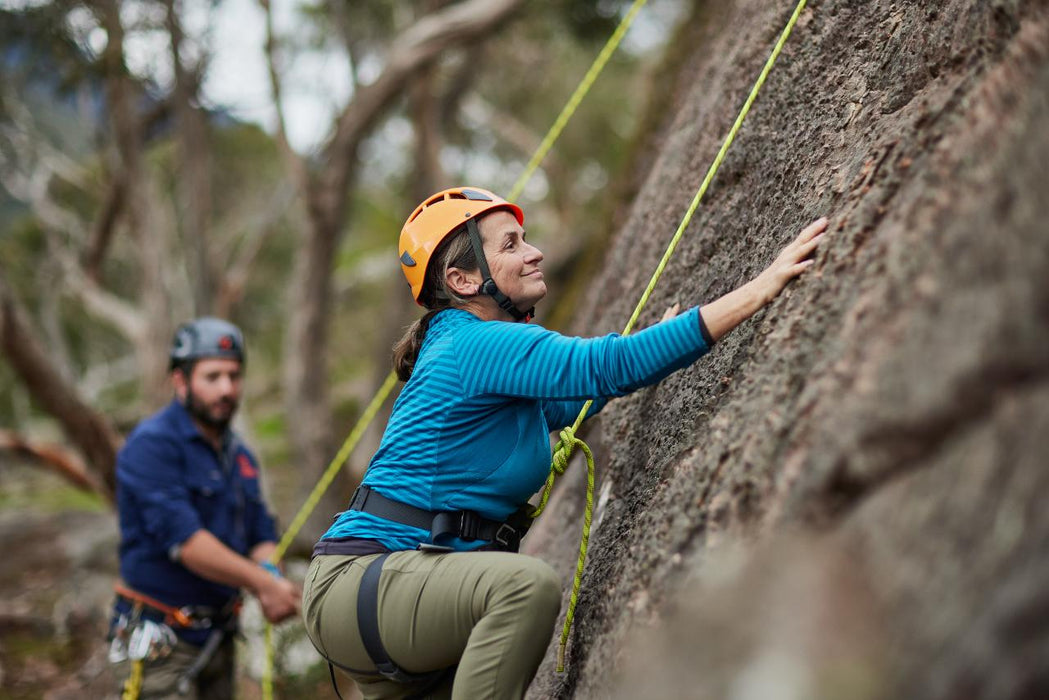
[320, 306, 712, 551]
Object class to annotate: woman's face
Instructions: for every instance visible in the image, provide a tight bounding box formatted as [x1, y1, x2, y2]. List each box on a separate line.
[478, 210, 546, 312]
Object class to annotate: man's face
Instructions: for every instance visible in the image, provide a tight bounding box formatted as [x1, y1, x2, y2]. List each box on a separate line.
[175, 357, 243, 431]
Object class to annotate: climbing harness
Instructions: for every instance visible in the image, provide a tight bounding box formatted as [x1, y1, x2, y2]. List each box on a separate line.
[309, 489, 534, 698]
[357, 554, 455, 686]
[110, 584, 240, 700]
[338, 485, 534, 553]
[533, 0, 811, 672]
[317, 552, 455, 700]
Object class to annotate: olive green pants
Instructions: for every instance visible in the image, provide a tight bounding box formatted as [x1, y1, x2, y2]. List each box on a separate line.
[112, 635, 234, 699]
[303, 550, 562, 700]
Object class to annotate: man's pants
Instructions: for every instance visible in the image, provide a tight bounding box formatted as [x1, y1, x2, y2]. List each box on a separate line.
[303, 550, 562, 700]
[112, 635, 234, 700]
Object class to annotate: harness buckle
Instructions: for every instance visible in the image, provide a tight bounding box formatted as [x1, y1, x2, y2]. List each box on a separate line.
[458, 511, 481, 540]
[493, 523, 518, 549]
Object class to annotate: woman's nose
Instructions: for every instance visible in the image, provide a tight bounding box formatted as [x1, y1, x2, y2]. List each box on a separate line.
[523, 242, 543, 263]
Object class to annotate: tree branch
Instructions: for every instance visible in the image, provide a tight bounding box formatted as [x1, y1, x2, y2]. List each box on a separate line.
[0, 429, 103, 496]
[460, 93, 564, 172]
[165, 0, 217, 315]
[0, 274, 121, 500]
[259, 0, 310, 193]
[214, 181, 296, 317]
[322, 0, 526, 205]
[82, 168, 126, 282]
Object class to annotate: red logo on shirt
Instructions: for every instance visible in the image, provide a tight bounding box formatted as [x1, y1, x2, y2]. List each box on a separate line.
[237, 454, 258, 479]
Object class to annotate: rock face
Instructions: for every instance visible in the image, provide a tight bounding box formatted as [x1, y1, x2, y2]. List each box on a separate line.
[526, 1, 1049, 698]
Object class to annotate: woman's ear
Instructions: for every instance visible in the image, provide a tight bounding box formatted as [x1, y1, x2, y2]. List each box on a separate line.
[446, 267, 480, 297]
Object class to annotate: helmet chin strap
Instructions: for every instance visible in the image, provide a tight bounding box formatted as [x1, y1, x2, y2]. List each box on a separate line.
[466, 218, 533, 322]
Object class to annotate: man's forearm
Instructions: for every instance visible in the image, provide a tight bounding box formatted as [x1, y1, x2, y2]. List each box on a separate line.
[249, 540, 278, 564]
[179, 529, 271, 595]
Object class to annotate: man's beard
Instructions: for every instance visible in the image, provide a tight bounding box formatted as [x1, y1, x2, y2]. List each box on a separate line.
[185, 388, 238, 432]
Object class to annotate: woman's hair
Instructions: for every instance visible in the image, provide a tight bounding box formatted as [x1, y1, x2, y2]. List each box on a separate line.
[392, 226, 479, 381]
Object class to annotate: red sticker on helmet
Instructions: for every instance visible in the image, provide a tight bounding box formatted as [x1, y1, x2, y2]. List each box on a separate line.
[238, 454, 258, 479]
[219, 336, 234, 350]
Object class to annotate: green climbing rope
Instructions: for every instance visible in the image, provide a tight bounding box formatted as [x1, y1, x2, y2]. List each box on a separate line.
[540, 0, 810, 672]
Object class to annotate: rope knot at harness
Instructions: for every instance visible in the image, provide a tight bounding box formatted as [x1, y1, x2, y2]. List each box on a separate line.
[552, 427, 583, 473]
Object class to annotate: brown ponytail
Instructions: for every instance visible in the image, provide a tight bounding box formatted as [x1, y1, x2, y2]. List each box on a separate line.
[393, 310, 439, 381]
[392, 227, 479, 380]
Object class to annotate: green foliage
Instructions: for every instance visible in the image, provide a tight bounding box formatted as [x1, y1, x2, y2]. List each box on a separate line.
[0, 466, 107, 513]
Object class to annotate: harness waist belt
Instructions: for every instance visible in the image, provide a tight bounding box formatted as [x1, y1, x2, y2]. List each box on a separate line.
[348, 485, 528, 550]
[114, 583, 240, 630]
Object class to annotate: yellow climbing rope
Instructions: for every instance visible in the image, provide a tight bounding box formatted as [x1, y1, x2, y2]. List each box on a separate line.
[259, 2, 650, 696]
[540, 0, 810, 672]
[121, 660, 144, 700]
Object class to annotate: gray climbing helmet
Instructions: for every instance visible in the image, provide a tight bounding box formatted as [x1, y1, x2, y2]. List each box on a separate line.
[169, 317, 246, 370]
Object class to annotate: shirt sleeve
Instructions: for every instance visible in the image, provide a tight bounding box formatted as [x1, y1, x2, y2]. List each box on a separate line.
[116, 431, 202, 555]
[456, 306, 711, 400]
[242, 455, 279, 548]
[540, 397, 610, 432]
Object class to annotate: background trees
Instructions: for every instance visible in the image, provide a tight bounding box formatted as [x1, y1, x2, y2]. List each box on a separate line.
[0, 2, 682, 691]
[0, 0, 678, 513]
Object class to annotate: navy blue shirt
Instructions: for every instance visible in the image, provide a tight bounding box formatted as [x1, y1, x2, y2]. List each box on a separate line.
[116, 400, 277, 637]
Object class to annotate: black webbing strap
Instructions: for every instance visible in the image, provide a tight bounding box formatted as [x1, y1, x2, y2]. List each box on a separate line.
[350, 486, 432, 530]
[356, 553, 450, 687]
[349, 485, 527, 551]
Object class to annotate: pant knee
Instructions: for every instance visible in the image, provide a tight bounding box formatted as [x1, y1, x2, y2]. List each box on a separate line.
[531, 560, 563, 616]
[499, 557, 562, 620]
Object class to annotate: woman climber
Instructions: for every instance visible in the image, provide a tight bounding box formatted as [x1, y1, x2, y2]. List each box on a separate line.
[302, 186, 828, 699]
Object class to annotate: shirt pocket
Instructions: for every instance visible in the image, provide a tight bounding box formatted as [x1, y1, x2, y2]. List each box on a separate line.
[186, 470, 226, 526]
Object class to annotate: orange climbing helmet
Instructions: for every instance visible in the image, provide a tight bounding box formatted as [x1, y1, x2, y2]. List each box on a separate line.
[399, 186, 524, 306]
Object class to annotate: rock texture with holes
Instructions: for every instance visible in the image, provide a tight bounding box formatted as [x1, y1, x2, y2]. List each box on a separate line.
[526, 1, 1049, 698]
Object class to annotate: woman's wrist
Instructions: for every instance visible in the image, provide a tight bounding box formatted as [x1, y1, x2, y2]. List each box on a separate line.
[699, 281, 766, 342]
[747, 273, 776, 308]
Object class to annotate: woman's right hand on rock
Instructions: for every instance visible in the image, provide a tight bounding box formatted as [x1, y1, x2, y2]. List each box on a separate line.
[699, 217, 829, 343]
[751, 217, 828, 305]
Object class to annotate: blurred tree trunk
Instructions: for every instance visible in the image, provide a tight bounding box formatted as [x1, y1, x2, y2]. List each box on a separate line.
[165, 0, 216, 317]
[266, 0, 526, 542]
[410, 66, 446, 205]
[0, 275, 120, 499]
[97, 0, 172, 408]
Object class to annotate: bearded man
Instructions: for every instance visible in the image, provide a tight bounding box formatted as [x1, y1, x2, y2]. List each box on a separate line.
[110, 318, 299, 699]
